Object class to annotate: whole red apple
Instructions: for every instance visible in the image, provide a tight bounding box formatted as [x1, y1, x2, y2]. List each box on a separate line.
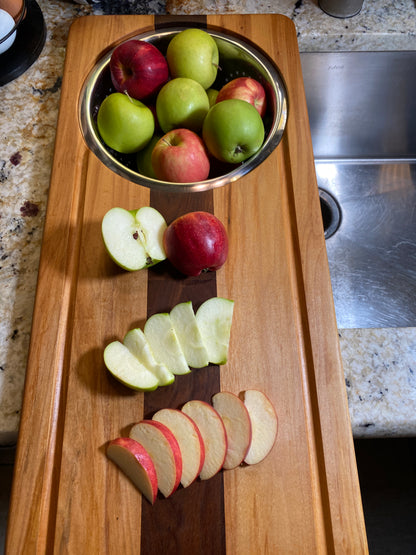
[151, 128, 210, 183]
[164, 211, 228, 276]
[216, 77, 267, 117]
[110, 39, 169, 101]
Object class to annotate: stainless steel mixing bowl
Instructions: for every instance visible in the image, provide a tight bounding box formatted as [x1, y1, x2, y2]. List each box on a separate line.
[78, 25, 288, 193]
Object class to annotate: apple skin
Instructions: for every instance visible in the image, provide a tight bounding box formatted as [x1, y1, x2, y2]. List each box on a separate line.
[156, 77, 210, 134]
[97, 92, 155, 154]
[151, 129, 210, 183]
[107, 437, 159, 504]
[216, 77, 267, 118]
[163, 211, 228, 276]
[166, 28, 219, 90]
[203, 98, 265, 164]
[110, 39, 169, 101]
[136, 134, 161, 179]
[206, 88, 219, 107]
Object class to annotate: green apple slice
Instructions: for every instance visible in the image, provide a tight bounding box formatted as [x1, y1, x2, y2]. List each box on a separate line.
[144, 313, 190, 375]
[123, 328, 175, 386]
[104, 341, 159, 391]
[102, 206, 167, 271]
[195, 297, 234, 365]
[170, 301, 209, 369]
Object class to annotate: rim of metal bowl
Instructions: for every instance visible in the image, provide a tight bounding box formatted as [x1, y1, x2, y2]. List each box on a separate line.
[78, 26, 288, 193]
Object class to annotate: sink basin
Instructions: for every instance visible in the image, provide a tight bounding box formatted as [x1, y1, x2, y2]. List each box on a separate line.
[300, 51, 416, 329]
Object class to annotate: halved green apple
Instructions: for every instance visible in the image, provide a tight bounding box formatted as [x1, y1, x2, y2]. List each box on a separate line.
[102, 206, 167, 271]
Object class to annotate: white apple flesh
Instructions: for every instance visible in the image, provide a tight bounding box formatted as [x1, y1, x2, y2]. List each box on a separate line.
[152, 408, 205, 488]
[242, 389, 278, 465]
[103, 341, 159, 391]
[107, 437, 158, 504]
[129, 420, 182, 498]
[123, 328, 175, 386]
[144, 312, 190, 375]
[195, 297, 234, 364]
[212, 391, 252, 469]
[181, 400, 227, 480]
[170, 301, 209, 368]
[102, 206, 167, 271]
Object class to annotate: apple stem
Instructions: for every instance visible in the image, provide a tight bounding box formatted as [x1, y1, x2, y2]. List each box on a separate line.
[124, 90, 134, 103]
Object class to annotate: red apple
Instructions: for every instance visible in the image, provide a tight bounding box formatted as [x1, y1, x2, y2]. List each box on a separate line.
[106, 437, 158, 504]
[216, 77, 267, 117]
[163, 211, 228, 276]
[110, 39, 169, 101]
[151, 128, 210, 183]
[129, 420, 182, 498]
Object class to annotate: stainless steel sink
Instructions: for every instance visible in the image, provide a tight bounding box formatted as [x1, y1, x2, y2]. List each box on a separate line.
[300, 51, 416, 329]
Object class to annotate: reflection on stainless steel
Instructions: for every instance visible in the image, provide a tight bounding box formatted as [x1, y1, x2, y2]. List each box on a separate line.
[301, 51, 416, 329]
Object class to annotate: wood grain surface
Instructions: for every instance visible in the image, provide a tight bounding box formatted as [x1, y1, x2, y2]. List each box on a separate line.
[6, 14, 368, 554]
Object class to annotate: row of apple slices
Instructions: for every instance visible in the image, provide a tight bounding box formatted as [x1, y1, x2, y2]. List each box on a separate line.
[107, 390, 278, 504]
[104, 296, 234, 391]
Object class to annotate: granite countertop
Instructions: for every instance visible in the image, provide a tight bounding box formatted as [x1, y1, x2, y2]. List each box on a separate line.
[1, 0, 415, 444]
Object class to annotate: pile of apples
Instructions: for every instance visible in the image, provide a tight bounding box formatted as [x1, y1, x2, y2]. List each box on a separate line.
[104, 297, 234, 391]
[96, 28, 268, 183]
[107, 389, 278, 503]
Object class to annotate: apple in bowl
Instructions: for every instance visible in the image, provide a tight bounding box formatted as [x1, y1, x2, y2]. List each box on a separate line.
[110, 39, 169, 101]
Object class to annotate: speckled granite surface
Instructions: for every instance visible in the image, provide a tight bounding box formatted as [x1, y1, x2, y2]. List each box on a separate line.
[0, 0, 415, 444]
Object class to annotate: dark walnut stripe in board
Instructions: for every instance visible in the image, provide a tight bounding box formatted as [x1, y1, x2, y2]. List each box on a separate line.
[140, 187, 226, 554]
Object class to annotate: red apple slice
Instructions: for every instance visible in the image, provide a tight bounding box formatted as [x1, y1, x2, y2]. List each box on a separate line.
[152, 408, 205, 488]
[241, 390, 278, 465]
[181, 400, 227, 480]
[212, 391, 252, 469]
[129, 420, 182, 498]
[106, 437, 158, 504]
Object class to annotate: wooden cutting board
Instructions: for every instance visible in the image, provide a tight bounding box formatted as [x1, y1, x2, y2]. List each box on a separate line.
[6, 14, 368, 554]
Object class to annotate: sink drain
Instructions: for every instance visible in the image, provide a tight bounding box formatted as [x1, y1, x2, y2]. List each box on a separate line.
[319, 189, 341, 239]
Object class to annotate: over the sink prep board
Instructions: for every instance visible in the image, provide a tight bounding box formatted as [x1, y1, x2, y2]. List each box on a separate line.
[6, 14, 368, 554]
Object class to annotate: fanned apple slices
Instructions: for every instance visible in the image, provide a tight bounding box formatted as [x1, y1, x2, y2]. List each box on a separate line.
[107, 389, 278, 503]
[103, 297, 234, 391]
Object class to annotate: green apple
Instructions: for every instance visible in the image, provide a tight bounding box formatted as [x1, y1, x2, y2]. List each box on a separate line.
[102, 206, 167, 271]
[206, 88, 219, 107]
[104, 341, 159, 391]
[166, 28, 219, 90]
[202, 98, 265, 164]
[124, 328, 175, 386]
[156, 77, 210, 134]
[97, 92, 155, 154]
[195, 297, 234, 364]
[144, 313, 190, 375]
[170, 301, 209, 369]
[136, 134, 161, 178]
